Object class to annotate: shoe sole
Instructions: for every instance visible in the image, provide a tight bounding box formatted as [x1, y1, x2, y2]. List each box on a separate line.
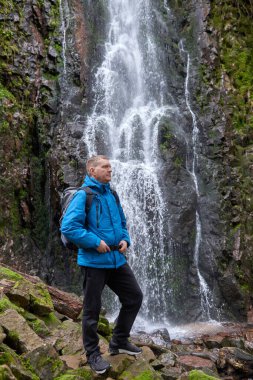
[109, 348, 142, 356]
[90, 364, 111, 374]
[95, 369, 107, 374]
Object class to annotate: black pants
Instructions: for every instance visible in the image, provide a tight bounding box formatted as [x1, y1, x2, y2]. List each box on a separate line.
[81, 263, 143, 356]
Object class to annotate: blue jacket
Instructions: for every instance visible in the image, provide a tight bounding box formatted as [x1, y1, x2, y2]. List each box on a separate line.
[60, 175, 130, 268]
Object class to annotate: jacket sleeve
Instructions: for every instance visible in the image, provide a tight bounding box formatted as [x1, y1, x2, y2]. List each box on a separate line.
[61, 191, 101, 249]
[118, 201, 131, 247]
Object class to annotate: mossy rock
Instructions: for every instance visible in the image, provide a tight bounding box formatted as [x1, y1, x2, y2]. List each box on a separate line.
[119, 369, 161, 380]
[189, 369, 220, 380]
[29, 282, 54, 316]
[54, 367, 93, 380]
[98, 315, 111, 336]
[40, 312, 61, 328]
[24, 343, 66, 380]
[0, 296, 24, 315]
[0, 364, 16, 380]
[0, 343, 39, 380]
[0, 268, 54, 316]
[0, 267, 23, 282]
[26, 317, 50, 338]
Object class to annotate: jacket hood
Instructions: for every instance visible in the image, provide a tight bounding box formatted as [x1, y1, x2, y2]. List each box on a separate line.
[82, 175, 110, 193]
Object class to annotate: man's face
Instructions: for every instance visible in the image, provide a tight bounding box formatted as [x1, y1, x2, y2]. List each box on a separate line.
[90, 159, 112, 183]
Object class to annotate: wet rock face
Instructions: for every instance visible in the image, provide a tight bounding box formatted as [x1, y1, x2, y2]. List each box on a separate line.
[0, 0, 62, 282]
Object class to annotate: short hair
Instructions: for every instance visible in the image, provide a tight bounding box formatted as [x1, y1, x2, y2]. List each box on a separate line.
[86, 155, 109, 174]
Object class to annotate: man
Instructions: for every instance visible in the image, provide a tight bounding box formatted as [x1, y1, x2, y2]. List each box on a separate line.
[61, 155, 143, 374]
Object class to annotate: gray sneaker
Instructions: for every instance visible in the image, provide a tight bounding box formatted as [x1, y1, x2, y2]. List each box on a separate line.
[109, 340, 142, 356]
[87, 352, 111, 374]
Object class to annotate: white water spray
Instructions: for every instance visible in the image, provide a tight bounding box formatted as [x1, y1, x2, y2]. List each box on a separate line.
[59, 0, 70, 76]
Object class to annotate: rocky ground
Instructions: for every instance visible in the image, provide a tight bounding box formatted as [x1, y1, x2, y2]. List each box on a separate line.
[0, 264, 253, 380]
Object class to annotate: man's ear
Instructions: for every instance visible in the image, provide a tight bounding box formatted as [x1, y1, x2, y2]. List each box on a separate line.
[89, 167, 95, 176]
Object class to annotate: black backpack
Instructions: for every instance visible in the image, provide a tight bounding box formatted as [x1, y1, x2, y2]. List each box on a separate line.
[60, 186, 119, 250]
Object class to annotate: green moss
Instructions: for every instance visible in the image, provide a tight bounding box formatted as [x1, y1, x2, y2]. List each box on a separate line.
[41, 312, 61, 327]
[0, 344, 39, 380]
[0, 83, 15, 102]
[0, 267, 23, 281]
[27, 317, 49, 337]
[54, 367, 93, 380]
[0, 296, 24, 314]
[134, 370, 158, 380]
[189, 369, 220, 380]
[0, 351, 14, 365]
[0, 364, 15, 379]
[97, 315, 111, 336]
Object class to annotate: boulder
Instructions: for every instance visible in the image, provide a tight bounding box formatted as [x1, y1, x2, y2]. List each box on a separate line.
[0, 364, 17, 380]
[23, 343, 66, 380]
[0, 343, 38, 380]
[0, 309, 43, 353]
[0, 267, 54, 316]
[60, 353, 86, 369]
[118, 356, 162, 380]
[53, 319, 83, 355]
[105, 353, 135, 378]
[177, 355, 216, 372]
[141, 346, 156, 363]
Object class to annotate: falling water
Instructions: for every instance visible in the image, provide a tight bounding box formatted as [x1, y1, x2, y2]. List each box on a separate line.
[83, 0, 181, 323]
[59, 0, 70, 76]
[179, 40, 214, 319]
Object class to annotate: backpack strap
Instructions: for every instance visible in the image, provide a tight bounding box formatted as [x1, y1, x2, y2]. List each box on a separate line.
[111, 189, 120, 205]
[78, 186, 97, 214]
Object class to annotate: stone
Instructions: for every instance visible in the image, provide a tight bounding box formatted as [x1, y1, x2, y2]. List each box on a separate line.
[177, 355, 216, 372]
[98, 315, 111, 336]
[24, 343, 66, 380]
[203, 335, 224, 349]
[141, 346, 156, 363]
[160, 366, 182, 380]
[118, 356, 162, 380]
[158, 351, 177, 367]
[3, 275, 54, 316]
[0, 326, 6, 344]
[60, 353, 86, 369]
[0, 309, 43, 353]
[53, 367, 93, 380]
[0, 364, 17, 380]
[0, 343, 37, 380]
[105, 353, 135, 378]
[53, 319, 83, 355]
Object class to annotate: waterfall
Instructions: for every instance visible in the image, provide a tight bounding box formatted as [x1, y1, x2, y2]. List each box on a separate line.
[82, 0, 181, 323]
[179, 40, 214, 319]
[59, 0, 70, 76]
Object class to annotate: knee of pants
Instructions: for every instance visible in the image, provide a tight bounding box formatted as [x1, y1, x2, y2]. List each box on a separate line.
[125, 289, 143, 309]
[136, 289, 143, 308]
